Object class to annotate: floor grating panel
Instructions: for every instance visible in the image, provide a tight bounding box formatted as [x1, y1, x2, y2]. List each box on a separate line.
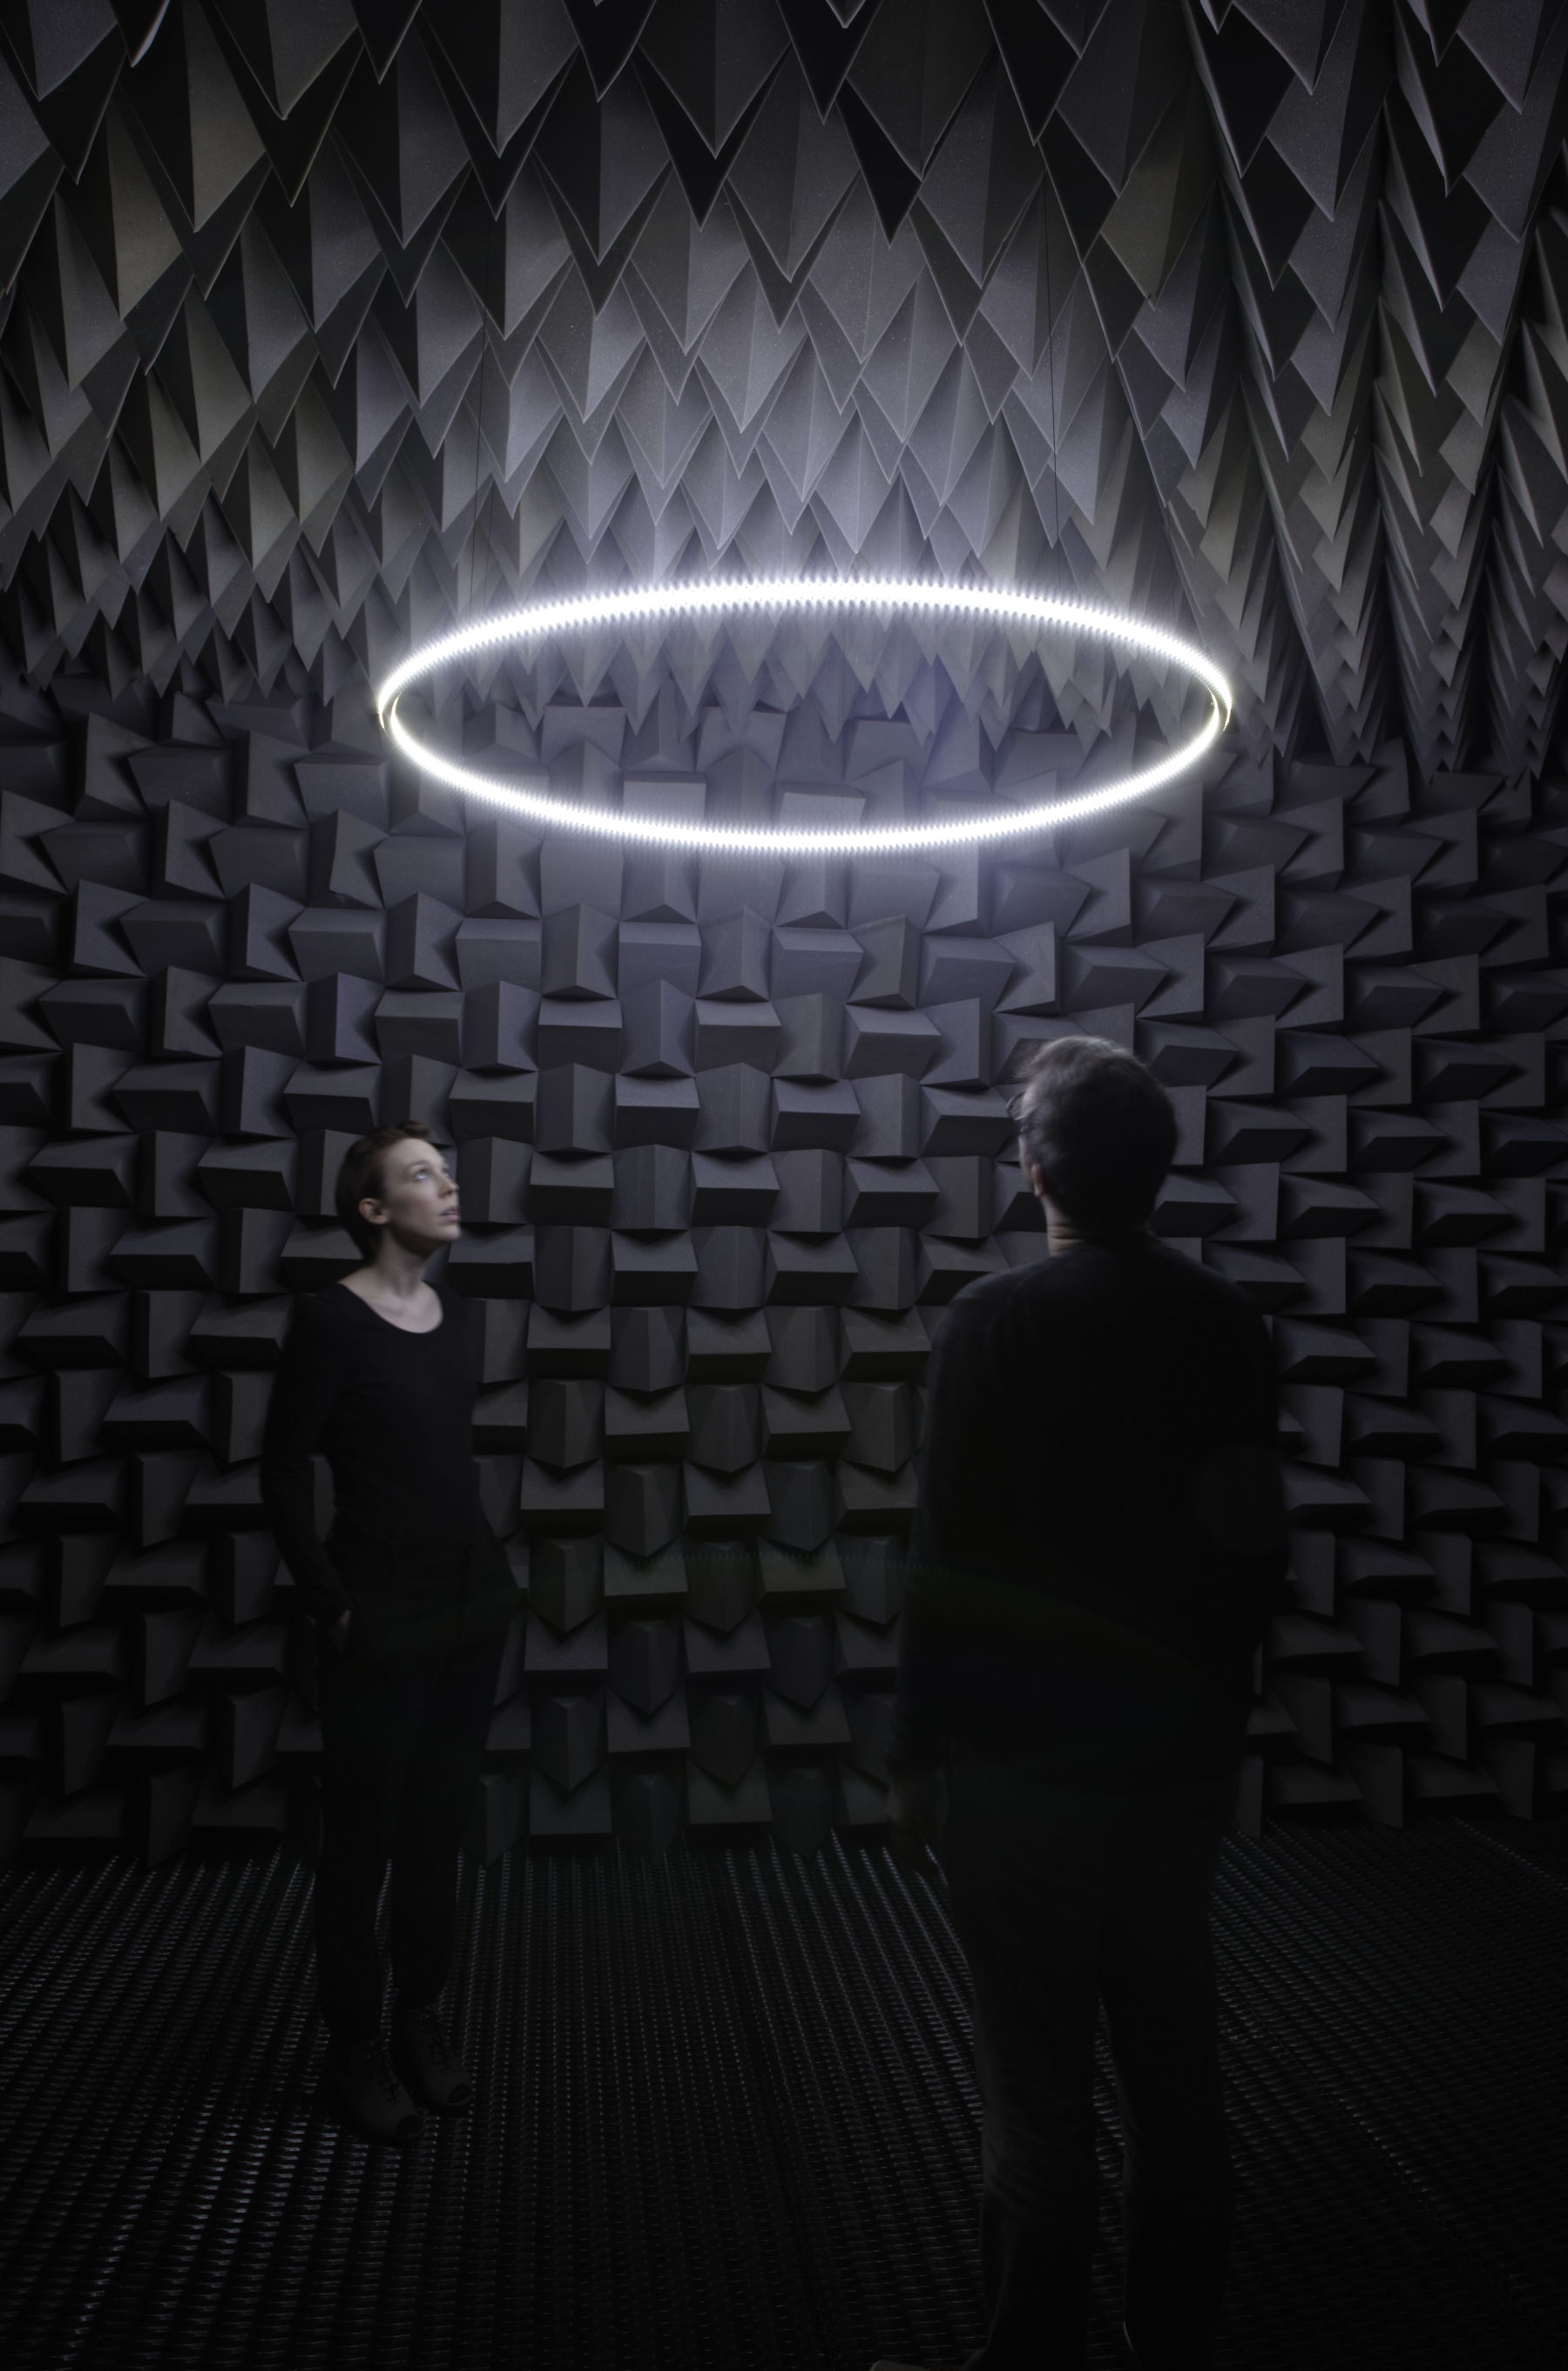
[1, 1815, 1565, 2371]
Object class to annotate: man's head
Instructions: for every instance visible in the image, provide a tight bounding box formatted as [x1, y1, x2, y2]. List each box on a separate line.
[335, 1123, 459, 1259]
[1010, 1037, 1177, 1236]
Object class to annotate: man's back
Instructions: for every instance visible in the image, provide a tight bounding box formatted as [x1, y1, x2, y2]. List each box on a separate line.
[894, 1235, 1286, 1788]
[889, 1044, 1274, 2371]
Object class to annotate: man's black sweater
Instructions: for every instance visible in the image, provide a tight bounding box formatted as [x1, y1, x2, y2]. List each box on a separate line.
[890, 1234, 1288, 1788]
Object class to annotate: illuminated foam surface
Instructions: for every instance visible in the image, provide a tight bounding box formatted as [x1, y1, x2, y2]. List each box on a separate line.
[375, 579, 1233, 855]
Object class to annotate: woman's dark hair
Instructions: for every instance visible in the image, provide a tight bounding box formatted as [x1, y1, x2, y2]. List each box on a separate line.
[335, 1122, 436, 1258]
[1011, 1037, 1176, 1233]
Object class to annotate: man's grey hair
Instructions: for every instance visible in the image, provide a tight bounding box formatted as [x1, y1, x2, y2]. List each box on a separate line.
[1011, 1037, 1177, 1233]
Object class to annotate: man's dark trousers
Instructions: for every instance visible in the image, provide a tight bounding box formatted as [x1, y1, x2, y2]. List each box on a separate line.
[314, 1543, 508, 2042]
[940, 1763, 1236, 2371]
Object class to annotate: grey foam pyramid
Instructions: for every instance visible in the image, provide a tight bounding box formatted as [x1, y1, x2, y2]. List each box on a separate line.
[0, 0, 1567, 1861]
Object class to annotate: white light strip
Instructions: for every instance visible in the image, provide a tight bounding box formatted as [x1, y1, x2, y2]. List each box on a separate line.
[375, 578, 1233, 855]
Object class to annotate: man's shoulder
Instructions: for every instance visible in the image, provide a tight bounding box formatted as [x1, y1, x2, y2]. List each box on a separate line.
[940, 1258, 1055, 1336]
[945, 1240, 1265, 1329]
[1133, 1239, 1268, 1331]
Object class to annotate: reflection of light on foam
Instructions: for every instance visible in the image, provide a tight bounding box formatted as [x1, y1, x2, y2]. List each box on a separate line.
[375, 578, 1233, 856]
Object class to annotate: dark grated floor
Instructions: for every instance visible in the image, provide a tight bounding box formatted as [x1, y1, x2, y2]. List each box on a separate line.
[1, 1813, 1565, 2371]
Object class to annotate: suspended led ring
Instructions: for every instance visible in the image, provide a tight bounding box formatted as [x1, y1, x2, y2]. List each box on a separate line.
[375, 578, 1232, 855]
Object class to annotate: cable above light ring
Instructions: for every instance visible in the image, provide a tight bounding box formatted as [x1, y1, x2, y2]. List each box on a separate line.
[375, 578, 1233, 855]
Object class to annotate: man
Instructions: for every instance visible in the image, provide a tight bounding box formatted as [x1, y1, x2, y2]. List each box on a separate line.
[874, 1037, 1287, 2371]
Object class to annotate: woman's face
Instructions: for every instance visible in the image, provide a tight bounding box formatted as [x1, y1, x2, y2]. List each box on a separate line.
[362, 1140, 461, 1251]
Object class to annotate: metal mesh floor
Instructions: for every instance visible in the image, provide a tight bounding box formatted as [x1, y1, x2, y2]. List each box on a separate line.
[2, 1814, 1565, 2371]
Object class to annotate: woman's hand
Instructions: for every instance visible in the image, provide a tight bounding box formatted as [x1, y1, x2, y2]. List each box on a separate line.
[332, 1609, 352, 1649]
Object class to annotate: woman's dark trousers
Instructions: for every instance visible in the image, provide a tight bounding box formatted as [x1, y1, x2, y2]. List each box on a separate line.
[941, 1766, 1236, 2371]
[314, 1541, 509, 2042]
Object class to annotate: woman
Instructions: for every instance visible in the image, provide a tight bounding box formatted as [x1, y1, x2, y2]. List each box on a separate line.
[260, 1122, 517, 2146]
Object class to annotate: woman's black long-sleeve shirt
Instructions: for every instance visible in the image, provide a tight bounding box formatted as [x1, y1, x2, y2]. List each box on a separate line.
[891, 1234, 1289, 1789]
[260, 1282, 491, 1625]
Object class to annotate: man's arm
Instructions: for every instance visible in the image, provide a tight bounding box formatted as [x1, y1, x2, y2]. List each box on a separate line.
[1193, 1301, 1290, 1644]
[888, 1291, 1017, 1776]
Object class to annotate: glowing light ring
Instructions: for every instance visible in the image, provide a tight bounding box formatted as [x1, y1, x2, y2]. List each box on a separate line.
[375, 579, 1233, 855]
